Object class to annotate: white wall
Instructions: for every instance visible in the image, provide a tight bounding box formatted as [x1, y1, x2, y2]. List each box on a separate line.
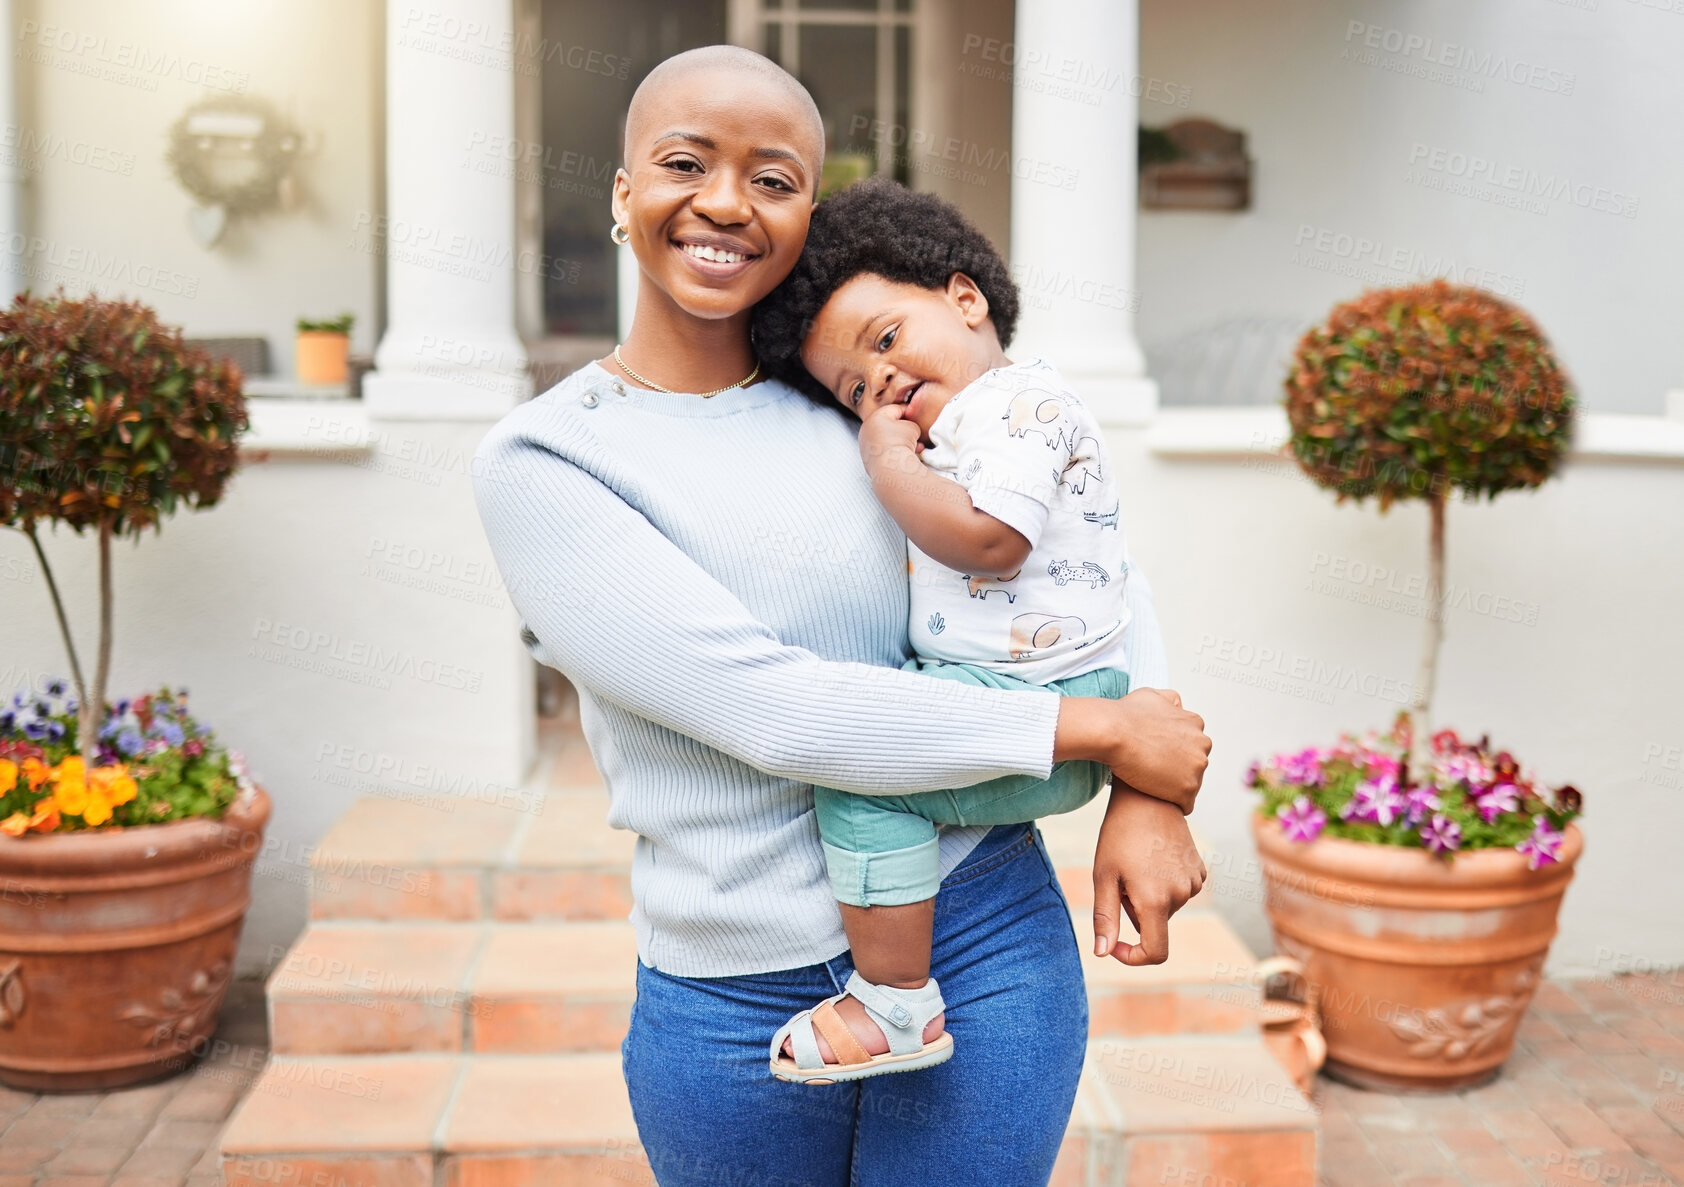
[1, 1, 538, 975]
[1137, 0, 1683, 414]
[1111, 424, 1684, 978]
[2, 422, 534, 976]
[12, 0, 382, 369]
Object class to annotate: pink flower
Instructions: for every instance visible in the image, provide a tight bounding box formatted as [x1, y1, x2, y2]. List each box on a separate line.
[1474, 782, 1520, 824]
[1437, 753, 1494, 790]
[1277, 796, 1327, 843]
[1342, 773, 1405, 826]
[1430, 728, 1462, 754]
[1420, 813, 1462, 855]
[1516, 817, 1565, 870]
[1402, 784, 1442, 826]
[1278, 748, 1324, 787]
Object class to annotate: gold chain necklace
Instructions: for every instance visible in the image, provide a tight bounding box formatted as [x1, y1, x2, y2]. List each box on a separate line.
[613, 345, 760, 398]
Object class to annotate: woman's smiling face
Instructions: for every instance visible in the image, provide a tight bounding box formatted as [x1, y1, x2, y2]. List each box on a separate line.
[613, 68, 823, 323]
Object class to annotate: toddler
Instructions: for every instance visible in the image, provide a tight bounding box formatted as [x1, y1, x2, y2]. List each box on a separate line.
[754, 177, 1141, 1084]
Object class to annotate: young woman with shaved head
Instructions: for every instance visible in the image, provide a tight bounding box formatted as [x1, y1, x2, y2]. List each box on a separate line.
[473, 45, 1211, 1184]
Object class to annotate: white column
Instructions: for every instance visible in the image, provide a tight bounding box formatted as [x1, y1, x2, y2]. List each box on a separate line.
[364, 0, 531, 420]
[1009, 0, 1156, 425]
[0, 0, 25, 305]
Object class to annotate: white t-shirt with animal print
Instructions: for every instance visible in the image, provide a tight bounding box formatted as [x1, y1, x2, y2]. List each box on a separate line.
[906, 356, 1131, 685]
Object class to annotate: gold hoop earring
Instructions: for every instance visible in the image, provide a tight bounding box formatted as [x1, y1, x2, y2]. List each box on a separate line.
[610, 223, 630, 246]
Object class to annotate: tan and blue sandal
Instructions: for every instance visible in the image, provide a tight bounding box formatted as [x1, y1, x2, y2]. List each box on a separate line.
[769, 972, 954, 1084]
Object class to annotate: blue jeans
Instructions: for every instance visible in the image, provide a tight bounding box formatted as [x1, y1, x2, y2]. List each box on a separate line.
[815, 661, 1128, 907]
[622, 824, 1087, 1185]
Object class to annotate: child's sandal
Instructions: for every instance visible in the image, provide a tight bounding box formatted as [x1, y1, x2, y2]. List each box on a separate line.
[769, 972, 954, 1085]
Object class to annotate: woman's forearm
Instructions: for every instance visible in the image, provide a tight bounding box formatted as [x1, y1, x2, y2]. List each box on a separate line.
[1054, 693, 1208, 814]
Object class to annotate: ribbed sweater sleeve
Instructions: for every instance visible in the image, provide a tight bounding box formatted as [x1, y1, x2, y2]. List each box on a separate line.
[472, 404, 1063, 796]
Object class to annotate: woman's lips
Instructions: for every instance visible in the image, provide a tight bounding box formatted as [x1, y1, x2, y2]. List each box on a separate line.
[673, 239, 758, 279]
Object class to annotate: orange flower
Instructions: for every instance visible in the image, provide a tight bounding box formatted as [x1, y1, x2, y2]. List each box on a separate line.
[81, 794, 112, 827]
[53, 778, 88, 817]
[89, 764, 137, 807]
[20, 758, 50, 791]
[0, 812, 28, 837]
[0, 759, 17, 793]
[28, 802, 60, 833]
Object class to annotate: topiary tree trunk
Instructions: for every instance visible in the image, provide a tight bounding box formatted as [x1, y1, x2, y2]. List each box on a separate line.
[1284, 280, 1574, 781]
[1, 289, 248, 767]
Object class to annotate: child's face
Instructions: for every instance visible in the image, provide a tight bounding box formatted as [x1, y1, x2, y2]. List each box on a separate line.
[800, 272, 1006, 442]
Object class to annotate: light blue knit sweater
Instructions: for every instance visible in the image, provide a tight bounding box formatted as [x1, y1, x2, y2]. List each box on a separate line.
[471, 362, 1168, 977]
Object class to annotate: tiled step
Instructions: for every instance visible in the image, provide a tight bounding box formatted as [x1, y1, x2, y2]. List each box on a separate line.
[308, 789, 635, 923]
[267, 908, 1258, 1056]
[267, 920, 637, 1055]
[222, 1038, 1314, 1187]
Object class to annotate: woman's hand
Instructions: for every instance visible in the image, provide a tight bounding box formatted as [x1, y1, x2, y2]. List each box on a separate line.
[1092, 785, 1208, 964]
[1053, 688, 1210, 813]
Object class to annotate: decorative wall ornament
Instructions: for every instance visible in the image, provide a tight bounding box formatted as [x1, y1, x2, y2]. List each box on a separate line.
[165, 95, 305, 247]
[1139, 118, 1253, 211]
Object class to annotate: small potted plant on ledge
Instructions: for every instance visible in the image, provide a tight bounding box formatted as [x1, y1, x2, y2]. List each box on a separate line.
[294, 311, 354, 385]
[1250, 279, 1580, 1092]
[0, 288, 271, 1092]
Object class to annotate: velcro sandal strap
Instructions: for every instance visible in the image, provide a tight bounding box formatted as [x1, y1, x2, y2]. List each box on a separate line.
[811, 1000, 873, 1067]
[844, 972, 945, 1057]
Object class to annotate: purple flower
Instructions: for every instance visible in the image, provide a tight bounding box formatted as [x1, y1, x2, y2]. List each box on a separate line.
[1277, 796, 1327, 842]
[1278, 748, 1324, 787]
[1402, 784, 1442, 826]
[1516, 817, 1565, 870]
[1437, 753, 1494, 789]
[1342, 773, 1405, 826]
[1420, 813, 1462, 854]
[1474, 782, 1520, 824]
[155, 720, 185, 748]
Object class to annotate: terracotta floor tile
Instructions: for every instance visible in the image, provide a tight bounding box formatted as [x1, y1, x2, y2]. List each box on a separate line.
[42, 1143, 133, 1174]
[314, 796, 522, 868]
[221, 1056, 457, 1154]
[116, 1144, 201, 1181]
[0, 1147, 57, 1173]
[512, 793, 630, 870]
[441, 1053, 640, 1151]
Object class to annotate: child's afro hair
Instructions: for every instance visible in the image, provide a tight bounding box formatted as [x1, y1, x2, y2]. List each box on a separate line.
[752, 176, 1019, 410]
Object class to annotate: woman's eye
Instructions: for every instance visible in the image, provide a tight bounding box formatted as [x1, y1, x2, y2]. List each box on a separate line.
[757, 176, 793, 191]
[877, 327, 897, 351]
[663, 158, 702, 173]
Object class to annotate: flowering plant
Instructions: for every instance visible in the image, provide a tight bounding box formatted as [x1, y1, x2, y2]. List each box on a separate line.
[0, 680, 255, 835]
[1249, 713, 1581, 867]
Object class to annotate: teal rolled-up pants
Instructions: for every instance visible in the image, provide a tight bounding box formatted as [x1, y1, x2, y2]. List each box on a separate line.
[813, 658, 1130, 908]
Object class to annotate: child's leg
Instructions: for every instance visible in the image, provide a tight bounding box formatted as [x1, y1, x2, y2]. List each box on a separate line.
[775, 664, 1128, 1073]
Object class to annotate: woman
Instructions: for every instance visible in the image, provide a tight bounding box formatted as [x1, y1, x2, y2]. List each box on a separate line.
[472, 45, 1211, 1185]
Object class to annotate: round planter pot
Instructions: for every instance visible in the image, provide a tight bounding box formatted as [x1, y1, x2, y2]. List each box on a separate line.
[0, 786, 272, 1092]
[295, 331, 349, 384]
[1251, 812, 1581, 1093]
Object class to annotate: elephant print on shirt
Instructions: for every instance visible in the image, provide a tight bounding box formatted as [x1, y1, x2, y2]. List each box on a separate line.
[1003, 388, 1078, 452]
[1063, 436, 1102, 494]
[1009, 613, 1086, 660]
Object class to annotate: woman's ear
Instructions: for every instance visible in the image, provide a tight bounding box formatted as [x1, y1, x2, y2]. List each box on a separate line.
[611, 168, 632, 230]
[947, 272, 991, 329]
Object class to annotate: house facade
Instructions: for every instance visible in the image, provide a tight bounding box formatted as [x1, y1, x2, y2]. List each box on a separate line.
[2, 0, 1681, 981]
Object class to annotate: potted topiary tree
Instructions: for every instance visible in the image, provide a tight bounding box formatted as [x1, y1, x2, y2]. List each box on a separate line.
[0, 287, 271, 1091]
[1248, 279, 1582, 1092]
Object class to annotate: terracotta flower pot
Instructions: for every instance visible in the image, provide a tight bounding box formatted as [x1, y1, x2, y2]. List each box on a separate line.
[296, 331, 349, 384]
[0, 786, 271, 1092]
[1251, 812, 1581, 1093]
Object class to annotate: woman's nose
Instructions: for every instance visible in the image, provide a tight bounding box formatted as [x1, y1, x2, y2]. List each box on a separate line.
[690, 169, 752, 225]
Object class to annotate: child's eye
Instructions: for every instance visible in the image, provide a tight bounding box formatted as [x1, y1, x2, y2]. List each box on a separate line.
[877, 327, 897, 351]
[849, 381, 865, 407]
